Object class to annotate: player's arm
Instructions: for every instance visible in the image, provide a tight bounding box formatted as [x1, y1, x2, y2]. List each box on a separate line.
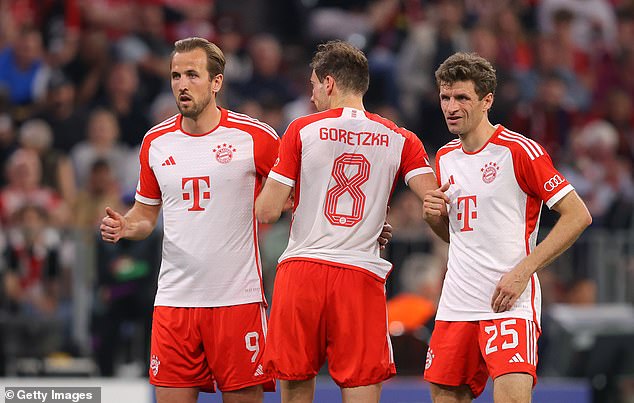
[100, 201, 161, 243]
[409, 173, 450, 243]
[255, 178, 293, 224]
[491, 190, 592, 312]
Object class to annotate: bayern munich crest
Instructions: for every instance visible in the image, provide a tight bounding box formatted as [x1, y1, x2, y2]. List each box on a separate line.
[150, 354, 160, 376]
[213, 144, 237, 164]
[425, 348, 435, 370]
[481, 161, 499, 184]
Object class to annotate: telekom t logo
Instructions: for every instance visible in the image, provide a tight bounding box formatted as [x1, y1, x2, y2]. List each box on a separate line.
[456, 195, 477, 232]
[182, 176, 211, 211]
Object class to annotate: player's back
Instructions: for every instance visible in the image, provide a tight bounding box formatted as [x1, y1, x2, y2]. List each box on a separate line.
[271, 107, 430, 280]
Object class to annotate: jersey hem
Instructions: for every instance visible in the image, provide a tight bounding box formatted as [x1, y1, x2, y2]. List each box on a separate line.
[435, 312, 539, 324]
[153, 297, 265, 308]
[278, 257, 387, 283]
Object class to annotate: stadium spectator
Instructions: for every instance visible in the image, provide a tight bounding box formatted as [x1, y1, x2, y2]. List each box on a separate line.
[70, 108, 136, 195]
[422, 52, 591, 402]
[62, 29, 110, 105]
[94, 62, 151, 147]
[0, 27, 50, 120]
[36, 70, 88, 153]
[561, 120, 634, 225]
[256, 40, 436, 403]
[538, 0, 617, 50]
[0, 148, 62, 226]
[237, 34, 297, 108]
[74, 159, 123, 233]
[18, 118, 76, 206]
[0, 113, 18, 186]
[115, 2, 172, 103]
[2, 204, 69, 357]
[396, 0, 470, 151]
[511, 72, 577, 162]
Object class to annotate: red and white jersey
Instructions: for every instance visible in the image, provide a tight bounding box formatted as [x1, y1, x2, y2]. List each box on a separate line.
[269, 107, 433, 280]
[136, 108, 280, 307]
[435, 125, 574, 325]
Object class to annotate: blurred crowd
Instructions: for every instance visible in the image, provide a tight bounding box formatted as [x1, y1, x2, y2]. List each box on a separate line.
[1, 0, 633, 378]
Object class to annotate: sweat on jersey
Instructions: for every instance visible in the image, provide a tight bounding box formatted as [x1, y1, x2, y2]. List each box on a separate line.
[268, 107, 433, 281]
[434, 125, 574, 326]
[135, 108, 280, 307]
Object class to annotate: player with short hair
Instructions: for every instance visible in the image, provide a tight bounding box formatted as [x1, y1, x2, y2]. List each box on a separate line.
[100, 37, 278, 403]
[255, 40, 438, 403]
[422, 52, 592, 403]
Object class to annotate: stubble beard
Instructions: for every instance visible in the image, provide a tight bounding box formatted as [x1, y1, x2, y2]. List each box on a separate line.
[178, 91, 213, 119]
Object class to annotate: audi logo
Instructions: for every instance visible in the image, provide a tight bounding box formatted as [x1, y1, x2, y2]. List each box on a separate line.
[543, 175, 564, 192]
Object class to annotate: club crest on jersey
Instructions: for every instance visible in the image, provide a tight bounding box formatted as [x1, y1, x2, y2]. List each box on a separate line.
[481, 162, 499, 184]
[213, 144, 236, 164]
[150, 354, 160, 376]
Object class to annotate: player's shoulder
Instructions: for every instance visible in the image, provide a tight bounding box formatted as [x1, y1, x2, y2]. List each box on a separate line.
[363, 110, 417, 139]
[493, 126, 546, 161]
[142, 114, 180, 145]
[224, 109, 279, 140]
[437, 139, 462, 158]
[287, 108, 342, 132]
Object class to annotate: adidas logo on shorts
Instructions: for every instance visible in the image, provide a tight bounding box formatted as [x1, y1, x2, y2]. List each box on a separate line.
[254, 364, 264, 377]
[509, 353, 525, 363]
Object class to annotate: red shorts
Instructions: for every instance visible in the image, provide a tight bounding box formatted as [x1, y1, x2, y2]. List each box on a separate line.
[149, 303, 275, 393]
[424, 319, 539, 398]
[263, 259, 396, 388]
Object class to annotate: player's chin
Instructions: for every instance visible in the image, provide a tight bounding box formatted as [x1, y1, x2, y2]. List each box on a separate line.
[446, 122, 461, 134]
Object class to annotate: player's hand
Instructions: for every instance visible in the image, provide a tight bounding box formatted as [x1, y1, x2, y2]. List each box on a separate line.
[378, 222, 393, 250]
[100, 207, 126, 243]
[378, 206, 392, 250]
[423, 182, 451, 219]
[491, 267, 531, 313]
[283, 192, 294, 211]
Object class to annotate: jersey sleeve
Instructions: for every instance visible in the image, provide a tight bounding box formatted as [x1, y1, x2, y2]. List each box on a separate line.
[268, 120, 302, 187]
[135, 136, 161, 206]
[253, 127, 281, 178]
[513, 144, 573, 209]
[399, 129, 434, 185]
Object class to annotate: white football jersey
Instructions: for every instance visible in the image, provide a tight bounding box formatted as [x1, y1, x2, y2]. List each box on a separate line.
[136, 109, 280, 307]
[435, 125, 574, 325]
[269, 107, 433, 280]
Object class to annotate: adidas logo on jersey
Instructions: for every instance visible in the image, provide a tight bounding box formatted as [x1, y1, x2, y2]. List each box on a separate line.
[254, 364, 264, 377]
[509, 353, 525, 363]
[162, 156, 176, 166]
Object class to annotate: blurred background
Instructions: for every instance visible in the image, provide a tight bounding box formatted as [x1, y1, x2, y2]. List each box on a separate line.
[0, 0, 633, 402]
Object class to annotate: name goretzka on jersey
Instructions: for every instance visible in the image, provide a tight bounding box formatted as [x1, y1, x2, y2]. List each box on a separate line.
[319, 127, 389, 147]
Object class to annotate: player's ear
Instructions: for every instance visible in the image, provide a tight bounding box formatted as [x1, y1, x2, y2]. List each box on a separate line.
[482, 92, 494, 112]
[324, 75, 335, 95]
[211, 73, 224, 94]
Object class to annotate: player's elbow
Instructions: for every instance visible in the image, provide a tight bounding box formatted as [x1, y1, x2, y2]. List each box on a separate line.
[580, 209, 592, 229]
[569, 206, 592, 236]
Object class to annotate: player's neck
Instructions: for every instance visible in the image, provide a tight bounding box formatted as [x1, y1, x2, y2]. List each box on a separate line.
[460, 120, 497, 153]
[329, 94, 364, 111]
[181, 103, 222, 134]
